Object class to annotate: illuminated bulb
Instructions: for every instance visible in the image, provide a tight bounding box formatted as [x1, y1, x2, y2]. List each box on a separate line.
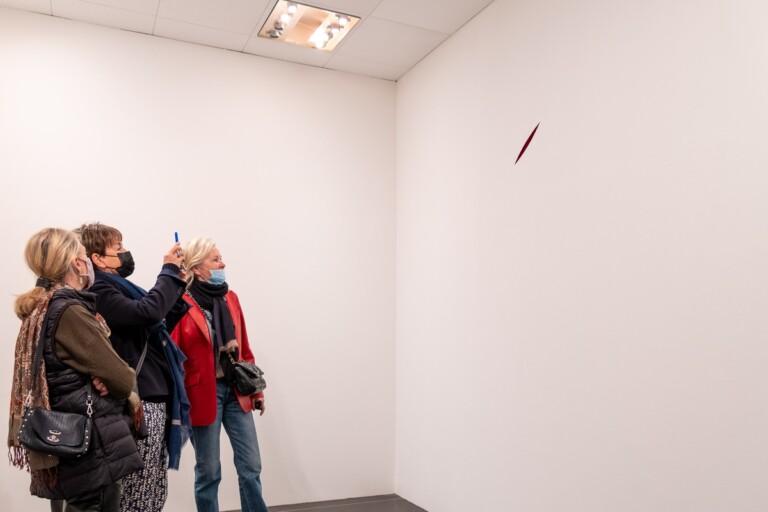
[310, 30, 330, 49]
[286, 2, 298, 15]
[328, 23, 341, 35]
[337, 14, 349, 27]
[279, 12, 291, 24]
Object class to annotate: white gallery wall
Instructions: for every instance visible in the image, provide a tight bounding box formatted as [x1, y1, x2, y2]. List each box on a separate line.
[396, 0, 768, 511]
[0, 7, 396, 510]
[3, 0, 768, 511]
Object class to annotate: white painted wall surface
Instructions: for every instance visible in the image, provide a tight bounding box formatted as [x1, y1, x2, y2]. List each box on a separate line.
[0, 8, 396, 510]
[395, 0, 768, 510]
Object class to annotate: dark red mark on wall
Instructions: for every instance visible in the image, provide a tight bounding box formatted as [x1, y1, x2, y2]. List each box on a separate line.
[515, 123, 540, 165]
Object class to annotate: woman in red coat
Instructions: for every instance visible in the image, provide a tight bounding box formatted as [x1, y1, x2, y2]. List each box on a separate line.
[170, 236, 268, 512]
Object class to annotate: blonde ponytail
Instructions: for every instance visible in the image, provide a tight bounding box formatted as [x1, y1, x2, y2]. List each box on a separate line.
[14, 228, 80, 319]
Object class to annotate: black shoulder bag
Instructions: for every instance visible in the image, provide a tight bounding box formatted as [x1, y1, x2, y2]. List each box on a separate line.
[186, 291, 267, 396]
[18, 330, 94, 458]
[226, 351, 267, 396]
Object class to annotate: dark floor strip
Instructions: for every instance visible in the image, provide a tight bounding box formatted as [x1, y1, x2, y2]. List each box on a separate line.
[265, 494, 427, 512]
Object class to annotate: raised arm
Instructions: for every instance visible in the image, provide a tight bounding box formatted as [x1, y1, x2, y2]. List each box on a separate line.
[91, 265, 186, 328]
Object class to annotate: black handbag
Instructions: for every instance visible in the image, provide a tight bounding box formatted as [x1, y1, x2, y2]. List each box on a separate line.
[18, 406, 92, 458]
[227, 352, 267, 396]
[18, 319, 94, 458]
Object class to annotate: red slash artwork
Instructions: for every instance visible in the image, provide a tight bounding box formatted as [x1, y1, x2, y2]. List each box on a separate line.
[515, 123, 540, 165]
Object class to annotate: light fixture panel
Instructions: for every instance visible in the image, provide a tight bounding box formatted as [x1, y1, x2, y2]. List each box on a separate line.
[258, 1, 360, 51]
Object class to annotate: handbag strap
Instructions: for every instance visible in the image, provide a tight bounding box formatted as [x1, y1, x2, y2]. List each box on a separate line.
[30, 306, 55, 384]
[135, 338, 149, 377]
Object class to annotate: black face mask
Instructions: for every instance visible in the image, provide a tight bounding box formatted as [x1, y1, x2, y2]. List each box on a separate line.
[115, 251, 135, 278]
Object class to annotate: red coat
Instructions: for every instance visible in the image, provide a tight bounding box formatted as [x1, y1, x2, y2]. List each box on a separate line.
[170, 290, 264, 426]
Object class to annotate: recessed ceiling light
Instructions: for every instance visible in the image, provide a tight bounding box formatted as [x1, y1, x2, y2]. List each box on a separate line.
[258, 1, 360, 52]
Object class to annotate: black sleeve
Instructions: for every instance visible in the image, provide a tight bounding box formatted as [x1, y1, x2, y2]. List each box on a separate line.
[91, 265, 186, 329]
[164, 296, 191, 333]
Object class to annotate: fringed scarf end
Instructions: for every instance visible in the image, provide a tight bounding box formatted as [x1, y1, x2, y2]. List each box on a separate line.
[8, 445, 28, 471]
[30, 466, 59, 497]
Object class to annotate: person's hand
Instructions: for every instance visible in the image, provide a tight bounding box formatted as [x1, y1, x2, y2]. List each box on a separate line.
[92, 376, 109, 396]
[254, 398, 265, 416]
[163, 242, 184, 268]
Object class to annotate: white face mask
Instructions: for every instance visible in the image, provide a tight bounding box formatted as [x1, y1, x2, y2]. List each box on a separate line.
[76, 257, 95, 290]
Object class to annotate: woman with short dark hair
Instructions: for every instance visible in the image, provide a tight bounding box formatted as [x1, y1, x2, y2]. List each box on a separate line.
[75, 222, 192, 512]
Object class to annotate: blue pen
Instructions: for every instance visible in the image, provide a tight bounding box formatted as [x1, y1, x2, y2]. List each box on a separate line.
[174, 233, 186, 272]
[174, 232, 183, 260]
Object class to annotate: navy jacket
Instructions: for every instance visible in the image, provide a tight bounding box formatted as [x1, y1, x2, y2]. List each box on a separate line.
[90, 265, 188, 401]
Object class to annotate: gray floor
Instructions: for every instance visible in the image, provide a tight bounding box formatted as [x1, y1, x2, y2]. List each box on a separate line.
[266, 494, 427, 512]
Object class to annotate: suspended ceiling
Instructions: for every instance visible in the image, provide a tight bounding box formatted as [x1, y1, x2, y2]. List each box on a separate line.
[0, 0, 495, 81]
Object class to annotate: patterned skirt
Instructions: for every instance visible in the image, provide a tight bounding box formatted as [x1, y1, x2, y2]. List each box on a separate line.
[120, 401, 168, 512]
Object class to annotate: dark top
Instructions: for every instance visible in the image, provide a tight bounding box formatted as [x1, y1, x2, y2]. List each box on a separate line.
[90, 264, 189, 402]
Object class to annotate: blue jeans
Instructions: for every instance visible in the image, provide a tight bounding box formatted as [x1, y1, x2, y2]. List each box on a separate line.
[190, 379, 268, 512]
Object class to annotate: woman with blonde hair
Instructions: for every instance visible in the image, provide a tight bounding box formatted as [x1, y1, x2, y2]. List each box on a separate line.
[170, 236, 268, 512]
[8, 227, 143, 510]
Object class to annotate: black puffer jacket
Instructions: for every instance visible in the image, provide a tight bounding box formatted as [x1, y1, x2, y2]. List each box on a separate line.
[34, 288, 144, 500]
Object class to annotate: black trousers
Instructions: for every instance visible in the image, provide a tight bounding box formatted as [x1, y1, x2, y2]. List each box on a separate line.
[50, 482, 121, 512]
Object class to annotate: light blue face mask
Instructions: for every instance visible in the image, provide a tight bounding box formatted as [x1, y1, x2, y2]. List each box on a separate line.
[206, 268, 226, 285]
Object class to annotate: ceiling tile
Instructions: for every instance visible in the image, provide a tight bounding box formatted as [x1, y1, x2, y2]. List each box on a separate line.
[0, 0, 51, 14]
[301, 0, 383, 18]
[243, 33, 333, 68]
[154, 17, 249, 51]
[5, 0, 487, 82]
[156, 0, 270, 34]
[335, 16, 447, 69]
[76, 0, 159, 16]
[324, 53, 405, 81]
[52, 0, 155, 33]
[372, 0, 493, 34]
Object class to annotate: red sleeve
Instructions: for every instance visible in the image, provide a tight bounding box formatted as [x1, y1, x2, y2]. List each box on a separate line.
[227, 291, 255, 363]
[238, 306, 255, 364]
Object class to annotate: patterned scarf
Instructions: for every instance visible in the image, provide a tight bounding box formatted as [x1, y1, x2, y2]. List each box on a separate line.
[7, 290, 58, 475]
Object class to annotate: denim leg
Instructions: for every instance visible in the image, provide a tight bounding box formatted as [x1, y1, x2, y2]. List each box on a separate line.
[221, 383, 268, 512]
[190, 382, 225, 512]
